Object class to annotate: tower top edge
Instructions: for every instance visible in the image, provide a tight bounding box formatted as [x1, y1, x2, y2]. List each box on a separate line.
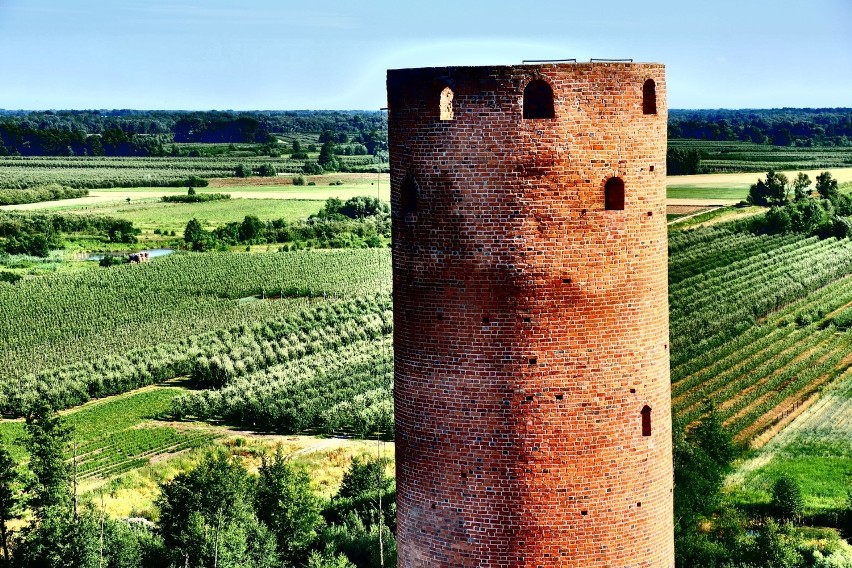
[388, 62, 664, 74]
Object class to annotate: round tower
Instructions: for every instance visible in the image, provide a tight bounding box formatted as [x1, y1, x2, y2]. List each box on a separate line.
[388, 63, 673, 567]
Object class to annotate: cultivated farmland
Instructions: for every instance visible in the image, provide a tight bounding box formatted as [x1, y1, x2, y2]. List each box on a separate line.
[727, 369, 852, 514]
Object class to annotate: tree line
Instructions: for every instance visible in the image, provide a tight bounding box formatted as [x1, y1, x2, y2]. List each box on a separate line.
[181, 196, 390, 252]
[0, 211, 140, 258]
[0, 403, 396, 567]
[746, 171, 852, 237]
[0, 111, 387, 157]
[669, 108, 852, 147]
[673, 409, 852, 567]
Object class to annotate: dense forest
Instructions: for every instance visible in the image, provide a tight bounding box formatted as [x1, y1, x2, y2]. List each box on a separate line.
[1, 108, 849, 157]
[669, 108, 852, 147]
[0, 110, 387, 157]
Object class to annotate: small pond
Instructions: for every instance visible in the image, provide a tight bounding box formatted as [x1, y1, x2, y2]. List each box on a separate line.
[84, 248, 175, 261]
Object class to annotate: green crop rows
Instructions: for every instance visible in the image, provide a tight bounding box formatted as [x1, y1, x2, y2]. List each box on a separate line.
[669, 224, 852, 443]
[5, 219, 852, 448]
[0, 248, 391, 408]
[0, 155, 379, 189]
[669, 139, 852, 173]
[0, 388, 216, 479]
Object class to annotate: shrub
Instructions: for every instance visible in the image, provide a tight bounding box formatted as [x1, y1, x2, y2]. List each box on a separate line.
[0, 271, 21, 284]
[303, 162, 323, 175]
[257, 163, 277, 177]
[235, 163, 251, 178]
[771, 475, 804, 523]
[292, 175, 306, 186]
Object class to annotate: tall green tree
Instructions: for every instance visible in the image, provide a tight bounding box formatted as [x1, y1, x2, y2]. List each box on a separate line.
[792, 172, 812, 201]
[816, 171, 839, 200]
[16, 402, 73, 568]
[255, 448, 324, 566]
[318, 142, 340, 172]
[748, 170, 790, 206]
[0, 437, 19, 566]
[771, 475, 804, 523]
[156, 451, 277, 568]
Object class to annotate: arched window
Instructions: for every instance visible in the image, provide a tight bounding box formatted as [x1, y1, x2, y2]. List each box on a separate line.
[400, 174, 418, 215]
[522, 79, 555, 119]
[604, 177, 625, 210]
[641, 406, 652, 436]
[439, 86, 454, 121]
[642, 79, 657, 115]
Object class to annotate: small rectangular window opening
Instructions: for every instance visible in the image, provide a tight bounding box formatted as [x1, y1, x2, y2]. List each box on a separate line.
[641, 406, 652, 436]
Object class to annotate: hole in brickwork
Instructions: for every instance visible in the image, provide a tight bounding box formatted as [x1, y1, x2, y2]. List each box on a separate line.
[641, 405, 652, 436]
[637, 502, 642, 507]
[439, 86, 454, 120]
[555, 394, 563, 400]
[523, 317, 531, 323]
[581, 510, 588, 516]
[630, 388, 636, 394]
[522, 79, 555, 119]
[529, 357, 537, 365]
[562, 278, 571, 284]
[647, 211, 653, 217]
[649, 165, 655, 172]
[482, 317, 490, 324]
[643, 79, 657, 115]
[400, 174, 418, 215]
[605, 177, 625, 211]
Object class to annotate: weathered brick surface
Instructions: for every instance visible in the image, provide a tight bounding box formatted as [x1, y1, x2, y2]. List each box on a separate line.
[388, 64, 673, 567]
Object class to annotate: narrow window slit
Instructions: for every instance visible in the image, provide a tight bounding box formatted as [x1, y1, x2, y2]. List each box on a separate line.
[439, 86, 454, 120]
[641, 405, 652, 436]
[400, 174, 419, 215]
[605, 177, 625, 210]
[643, 79, 657, 115]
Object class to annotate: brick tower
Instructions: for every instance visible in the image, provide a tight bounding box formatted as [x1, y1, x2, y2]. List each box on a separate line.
[388, 63, 673, 567]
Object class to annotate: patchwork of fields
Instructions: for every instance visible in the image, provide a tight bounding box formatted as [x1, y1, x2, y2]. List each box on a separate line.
[727, 369, 852, 514]
[3, 164, 852, 520]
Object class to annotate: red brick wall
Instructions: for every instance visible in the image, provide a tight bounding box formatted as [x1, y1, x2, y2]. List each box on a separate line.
[388, 63, 673, 567]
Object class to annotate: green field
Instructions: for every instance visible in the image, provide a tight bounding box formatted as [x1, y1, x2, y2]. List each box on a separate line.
[0, 249, 391, 397]
[69, 197, 323, 234]
[0, 386, 216, 479]
[669, 139, 852, 173]
[0, 155, 385, 190]
[2, 154, 852, 530]
[666, 185, 750, 200]
[726, 370, 852, 515]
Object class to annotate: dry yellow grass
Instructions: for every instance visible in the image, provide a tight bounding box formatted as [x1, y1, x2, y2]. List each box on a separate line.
[79, 431, 396, 520]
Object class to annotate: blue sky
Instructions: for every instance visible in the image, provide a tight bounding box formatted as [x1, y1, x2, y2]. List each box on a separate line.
[0, 0, 849, 110]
